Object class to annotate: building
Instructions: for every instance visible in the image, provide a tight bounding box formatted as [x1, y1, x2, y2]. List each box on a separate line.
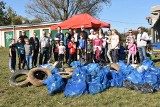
[148, 5, 160, 43]
[0, 22, 64, 47]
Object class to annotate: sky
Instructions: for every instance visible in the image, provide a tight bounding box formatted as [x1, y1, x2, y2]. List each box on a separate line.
[2, 0, 160, 33]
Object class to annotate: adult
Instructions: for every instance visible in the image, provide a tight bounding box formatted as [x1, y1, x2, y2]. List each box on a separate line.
[19, 30, 28, 44]
[29, 32, 39, 67]
[110, 29, 119, 63]
[126, 29, 136, 46]
[54, 26, 64, 41]
[136, 27, 149, 64]
[68, 28, 73, 40]
[39, 31, 50, 65]
[98, 28, 104, 39]
[64, 32, 70, 63]
[88, 29, 95, 40]
[78, 25, 88, 40]
[48, 33, 53, 63]
[78, 25, 88, 59]
[107, 29, 113, 63]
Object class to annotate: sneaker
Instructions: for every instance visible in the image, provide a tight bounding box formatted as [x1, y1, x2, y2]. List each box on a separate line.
[11, 70, 14, 73]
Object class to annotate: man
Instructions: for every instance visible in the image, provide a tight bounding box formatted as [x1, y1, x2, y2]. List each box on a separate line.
[54, 26, 64, 41]
[48, 33, 53, 63]
[39, 31, 50, 65]
[136, 27, 149, 64]
[29, 32, 39, 67]
[19, 30, 28, 44]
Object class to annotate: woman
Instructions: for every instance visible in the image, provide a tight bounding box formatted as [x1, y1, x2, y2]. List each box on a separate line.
[110, 29, 119, 63]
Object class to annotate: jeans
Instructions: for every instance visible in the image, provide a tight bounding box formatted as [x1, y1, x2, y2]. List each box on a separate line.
[111, 49, 118, 63]
[9, 57, 16, 71]
[107, 48, 113, 63]
[137, 46, 147, 64]
[26, 55, 32, 70]
[39, 47, 49, 65]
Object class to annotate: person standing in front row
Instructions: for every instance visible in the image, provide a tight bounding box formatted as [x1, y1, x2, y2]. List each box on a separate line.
[29, 32, 39, 67]
[110, 29, 119, 63]
[39, 31, 50, 65]
[127, 38, 137, 64]
[15, 38, 25, 70]
[58, 41, 66, 64]
[24, 39, 34, 70]
[54, 26, 64, 41]
[64, 32, 70, 63]
[68, 37, 76, 65]
[48, 33, 53, 63]
[9, 39, 16, 72]
[107, 29, 113, 63]
[136, 27, 149, 64]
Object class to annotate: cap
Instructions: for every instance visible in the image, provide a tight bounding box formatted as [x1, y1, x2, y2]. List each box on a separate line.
[60, 41, 64, 43]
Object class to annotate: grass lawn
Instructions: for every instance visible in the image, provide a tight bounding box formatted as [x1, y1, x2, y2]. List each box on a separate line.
[1, 47, 160, 107]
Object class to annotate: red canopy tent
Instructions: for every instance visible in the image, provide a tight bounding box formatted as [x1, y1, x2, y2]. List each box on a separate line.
[51, 13, 110, 30]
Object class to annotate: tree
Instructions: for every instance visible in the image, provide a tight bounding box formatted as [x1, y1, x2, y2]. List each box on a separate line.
[0, 1, 9, 25]
[25, 0, 111, 21]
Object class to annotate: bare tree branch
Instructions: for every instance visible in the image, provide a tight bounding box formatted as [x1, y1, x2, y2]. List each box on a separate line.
[25, 0, 111, 21]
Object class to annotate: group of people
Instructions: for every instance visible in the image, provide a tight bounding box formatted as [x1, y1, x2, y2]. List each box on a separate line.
[9, 26, 149, 73]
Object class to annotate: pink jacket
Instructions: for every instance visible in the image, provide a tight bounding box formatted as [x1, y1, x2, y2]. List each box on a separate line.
[128, 43, 137, 55]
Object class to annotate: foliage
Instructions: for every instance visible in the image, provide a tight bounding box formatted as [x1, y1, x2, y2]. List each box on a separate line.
[25, 0, 111, 21]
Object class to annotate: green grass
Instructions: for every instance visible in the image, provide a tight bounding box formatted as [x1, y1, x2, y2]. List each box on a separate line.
[0, 47, 160, 107]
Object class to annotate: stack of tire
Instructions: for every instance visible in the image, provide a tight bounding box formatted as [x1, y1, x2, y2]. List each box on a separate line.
[9, 62, 74, 87]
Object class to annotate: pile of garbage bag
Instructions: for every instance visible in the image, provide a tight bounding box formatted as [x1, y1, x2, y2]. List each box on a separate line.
[43, 58, 160, 97]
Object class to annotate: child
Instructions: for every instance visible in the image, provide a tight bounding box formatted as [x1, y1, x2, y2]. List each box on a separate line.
[53, 38, 60, 61]
[24, 39, 34, 70]
[58, 41, 66, 63]
[86, 38, 93, 63]
[64, 32, 70, 63]
[93, 32, 102, 62]
[15, 38, 25, 70]
[68, 37, 76, 65]
[78, 32, 86, 59]
[9, 39, 16, 72]
[127, 38, 137, 64]
[119, 42, 125, 61]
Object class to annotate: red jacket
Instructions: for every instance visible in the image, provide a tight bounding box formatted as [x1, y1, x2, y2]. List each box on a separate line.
[68, 42, 76, 54]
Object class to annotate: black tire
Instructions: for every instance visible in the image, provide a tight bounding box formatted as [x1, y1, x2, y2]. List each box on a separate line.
[9, 70, 30, 87]
[57, 72, 72, 79]
[27, 68, 52, 86]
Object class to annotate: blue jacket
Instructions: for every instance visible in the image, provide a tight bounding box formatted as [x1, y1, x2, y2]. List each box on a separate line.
[15, 43, 25, 54]
[78, 38, 86, 49]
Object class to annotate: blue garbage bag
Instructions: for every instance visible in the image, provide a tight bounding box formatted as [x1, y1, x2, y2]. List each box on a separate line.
[142, 58, 154, 69]
[110, 70, 124, 87]
[38, 63, 55, 71]
[144, 72, 158, 86]
[88, 77, 103, 95]
[43, 74, 65, 94]
[72, 67, 91, 82]
[126, 70, 145, 84]
[87, 63, 99, 73]
[70, 61, 83, 67]
[51, 68, 60, 74]
[64, 78, 88, 97]
[88, 67, 110, 95]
